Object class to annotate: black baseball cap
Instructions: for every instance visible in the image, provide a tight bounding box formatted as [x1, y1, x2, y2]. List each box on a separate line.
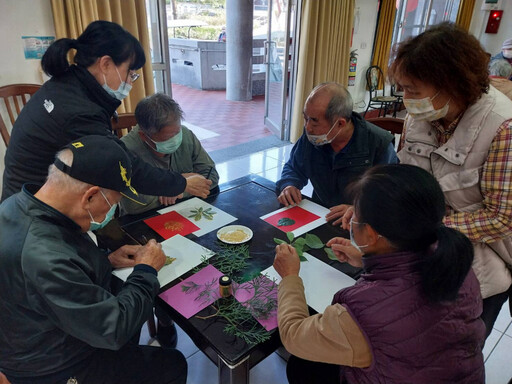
[53, 135, 145, 205]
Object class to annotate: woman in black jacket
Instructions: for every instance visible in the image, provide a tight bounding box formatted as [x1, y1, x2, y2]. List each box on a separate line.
[2, 20, 210, 202]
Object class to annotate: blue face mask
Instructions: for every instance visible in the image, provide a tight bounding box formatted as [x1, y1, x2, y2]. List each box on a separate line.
[88, 190, 117, 231]
[147, 129, 183, 154]
[102, 67, 132, 101]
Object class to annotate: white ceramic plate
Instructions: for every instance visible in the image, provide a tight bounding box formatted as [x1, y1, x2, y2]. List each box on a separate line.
[217, 225, 253, 244]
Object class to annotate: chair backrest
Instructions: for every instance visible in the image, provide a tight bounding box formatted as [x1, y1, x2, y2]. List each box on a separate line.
[111, 113, 138, 138]
[365, 117, 404, 136]
[0, 83, 41, 146]
[366, 65, 386, 98]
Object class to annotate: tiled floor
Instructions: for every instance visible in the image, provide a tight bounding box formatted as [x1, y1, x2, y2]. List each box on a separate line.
[171, 83, 272, 153]
[139, 142, 512, 384]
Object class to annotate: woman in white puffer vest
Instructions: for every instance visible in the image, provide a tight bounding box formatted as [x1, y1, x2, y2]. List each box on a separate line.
[388, 22, 512, 339]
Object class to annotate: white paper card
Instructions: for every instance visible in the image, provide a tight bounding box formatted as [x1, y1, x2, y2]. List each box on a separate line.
[157, 197, 237, 237]
[262, 253, 356, 313]
[260, 199, 330, 237]
[112, 235, 215, 287]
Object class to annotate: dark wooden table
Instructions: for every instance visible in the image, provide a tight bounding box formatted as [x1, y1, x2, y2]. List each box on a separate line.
[98, 175, 361, 384]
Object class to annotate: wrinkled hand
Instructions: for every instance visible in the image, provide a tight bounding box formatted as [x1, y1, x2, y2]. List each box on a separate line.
[326, 237, 363, 267]
[184, 173, 212, 199]
[340, 206, 355, 230]
[273, 244, 301, 278]
[108, 245, 140, 268]
[159, 194, 183, 206]
[277, 186, 302, 207]
[326, 204, 352, 226]
[133, 239, 166, 271]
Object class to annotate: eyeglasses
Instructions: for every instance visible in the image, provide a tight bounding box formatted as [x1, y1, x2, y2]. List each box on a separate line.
[128, 70, 140, 83]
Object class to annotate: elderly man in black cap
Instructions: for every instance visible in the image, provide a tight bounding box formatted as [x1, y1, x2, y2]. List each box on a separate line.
[0, 135, 187, 384]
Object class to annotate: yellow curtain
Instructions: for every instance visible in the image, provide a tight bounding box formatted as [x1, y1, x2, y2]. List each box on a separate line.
[371, 0, 397, 88]
[50, 0, 154, 113]
[455, 0, 476, 31]
[290, 0, 355, 143]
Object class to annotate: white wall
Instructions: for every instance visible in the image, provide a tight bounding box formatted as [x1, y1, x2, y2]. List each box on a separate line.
[469, 0, 512, 55]
[348, 0, 379, 113]
[0, 0, 55, 194]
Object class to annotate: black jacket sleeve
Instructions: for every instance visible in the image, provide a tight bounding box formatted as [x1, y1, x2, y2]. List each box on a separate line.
[127, 148, 187, 196]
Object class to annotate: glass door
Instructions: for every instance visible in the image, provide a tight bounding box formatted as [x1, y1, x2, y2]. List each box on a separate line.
[146, 0, 172, 95]
[263, 0, 295, 140]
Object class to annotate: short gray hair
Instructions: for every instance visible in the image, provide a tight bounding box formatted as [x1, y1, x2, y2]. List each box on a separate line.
[135, 93, 184, 136]
[310, 82, 353, 123]
[489, 59, 512, 79]
[46, 149, 91, 194]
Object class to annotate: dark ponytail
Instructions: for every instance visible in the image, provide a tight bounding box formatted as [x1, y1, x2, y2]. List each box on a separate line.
[41, 38, 77, 77]
[420, 226, 473, 302]
[349, 164, 474, 303]
[41, 20, 145, 78]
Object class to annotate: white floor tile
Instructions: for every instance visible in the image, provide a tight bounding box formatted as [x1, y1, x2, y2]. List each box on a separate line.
[483, 329, 502, 362]
[506, 322, 512, 338]
[216, 161, 254, 184]
[139, 319, 153, 346]
[302, 181, 313, 198]
[493, 299, 512, 333]
[263, 145, 293, 163]
[256, 163, 284, 183]
[249, 352, 288, 384]
[175, 323, 200, 359]
[186, 351, 218, 384]
[485, 334, 512, 384]
[233, 152, 280, 174]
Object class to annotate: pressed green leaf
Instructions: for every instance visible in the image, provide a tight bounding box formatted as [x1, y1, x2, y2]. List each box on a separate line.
[278, 217, 296, 227]
[324, 247, 338, 260]
[195, 213, 202, 221]
[188, 214, 196, 218]
[299, 255, 308, 262]
[294, 237, 306, 247]
[274, 238, 287, 245]
[293, 244, 304, 258]
[286, 232, 295, 243]
[305, 233, 324, 249]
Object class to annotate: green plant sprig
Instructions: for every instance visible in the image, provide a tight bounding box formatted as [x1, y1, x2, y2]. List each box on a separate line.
[212, 242, 251, 280]
[274, 232, 338, 261]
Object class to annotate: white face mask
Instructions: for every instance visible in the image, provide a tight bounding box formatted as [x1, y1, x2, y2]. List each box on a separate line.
[403, 91, 450, 122]
[503, 50, 512, 59]
[103, 67, 132, 101]
[306, 120, 340, 146]
[349, 218, 369, 254]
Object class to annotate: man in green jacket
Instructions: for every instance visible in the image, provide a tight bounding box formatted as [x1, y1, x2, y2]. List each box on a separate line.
[0, 135, 187, 384]
[120, 93, 219, 215]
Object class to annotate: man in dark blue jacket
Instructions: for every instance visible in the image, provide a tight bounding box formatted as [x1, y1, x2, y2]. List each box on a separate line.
[277, 82, 398, 225]
[0, 135, 186, 384]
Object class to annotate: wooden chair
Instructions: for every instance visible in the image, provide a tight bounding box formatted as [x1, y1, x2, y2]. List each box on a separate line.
[366, 116, 405, 151]
[111, 113, 138, 138]
[0, 83, 41, 146]
[364, 66, 399, 118]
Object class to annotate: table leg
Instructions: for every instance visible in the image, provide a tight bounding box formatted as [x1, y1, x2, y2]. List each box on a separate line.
[218, 355, 250, 384]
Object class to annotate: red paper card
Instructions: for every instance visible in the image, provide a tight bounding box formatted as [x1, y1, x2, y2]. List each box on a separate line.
[263, 206, 320, 232]
[144, 211, 200, 239]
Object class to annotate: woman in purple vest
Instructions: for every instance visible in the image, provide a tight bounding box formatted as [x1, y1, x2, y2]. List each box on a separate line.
[274, 164, 485, 384]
